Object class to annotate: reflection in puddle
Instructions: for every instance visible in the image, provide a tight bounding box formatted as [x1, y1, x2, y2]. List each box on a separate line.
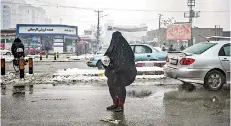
[12, 85, 26, 94]
[101, 112, 128, 126]
[29, 85, 33, 94]
[12, 92, 25, 98]
[178, 83, 196, 92]
[127, 90, 152, 98]
[163, 89, 230, 126]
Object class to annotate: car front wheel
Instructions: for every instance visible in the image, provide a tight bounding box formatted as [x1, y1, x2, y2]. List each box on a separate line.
[6, 52, 11, 55]
[204, 70, 225, 91]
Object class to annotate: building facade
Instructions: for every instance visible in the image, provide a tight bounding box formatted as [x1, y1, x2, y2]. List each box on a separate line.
[104, 21, 148, 46]
[1, 0, 51, 29]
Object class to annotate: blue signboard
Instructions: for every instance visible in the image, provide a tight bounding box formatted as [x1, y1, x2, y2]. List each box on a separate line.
[16, 24, 78, 36]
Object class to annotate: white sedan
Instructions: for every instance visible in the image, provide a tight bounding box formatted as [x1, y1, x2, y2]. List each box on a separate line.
[164, 40, 230, 91]
[0, 47, 11, 55]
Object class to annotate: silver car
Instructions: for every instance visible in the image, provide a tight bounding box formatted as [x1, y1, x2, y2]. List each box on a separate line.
[164, 40, 230, 91]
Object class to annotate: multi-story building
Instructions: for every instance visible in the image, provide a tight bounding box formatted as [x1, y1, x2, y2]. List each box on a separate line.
[104, 21, 148, 46]
[1, 0, 51, 29]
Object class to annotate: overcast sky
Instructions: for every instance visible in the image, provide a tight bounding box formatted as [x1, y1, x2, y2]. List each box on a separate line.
[26, 0, 230, 34]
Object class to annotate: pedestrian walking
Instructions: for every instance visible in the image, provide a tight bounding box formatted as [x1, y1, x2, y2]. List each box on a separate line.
[102, 31, 137, 112]
[161, 43, 167, 51]
[180, 45, 185, 51]
[168, 45, 175, 52]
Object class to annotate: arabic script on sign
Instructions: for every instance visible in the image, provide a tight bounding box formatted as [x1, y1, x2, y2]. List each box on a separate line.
[167, 23, 191, 40]
[27, 28, 53, 32]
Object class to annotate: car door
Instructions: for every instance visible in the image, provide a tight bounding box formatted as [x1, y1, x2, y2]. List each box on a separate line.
[134, 45, 152, 61]
[218, 43, 230, 82]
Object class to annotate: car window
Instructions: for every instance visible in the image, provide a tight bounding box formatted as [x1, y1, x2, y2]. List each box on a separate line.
[224, 46, 230, 56]
[184, 43, 217, 54]
[130, 45, 135, 53]
[219, 44, 230, 56]
[135, 45, 152, 54]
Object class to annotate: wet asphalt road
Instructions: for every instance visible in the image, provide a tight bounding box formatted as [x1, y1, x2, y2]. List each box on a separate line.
[2, 60, 230, 126]
[1, 84, 230, 126]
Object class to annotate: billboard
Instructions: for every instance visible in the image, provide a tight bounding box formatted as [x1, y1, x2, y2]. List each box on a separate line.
[17, 24, 78, 36]
[167, 23, 191, 40]
[107, 26, 148, 32]
[84, 30, 92, 35]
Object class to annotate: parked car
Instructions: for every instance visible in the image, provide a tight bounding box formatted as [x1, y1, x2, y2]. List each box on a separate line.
[164, 40, 230, 91]
[25, 47, 43, 55]
[0, 47, 11, 55]
[87, 44, 167, 69]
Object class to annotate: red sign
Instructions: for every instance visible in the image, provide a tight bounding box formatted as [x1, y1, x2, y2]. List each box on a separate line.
[167, 23, 191, 40]
[0, 44, 5, 49]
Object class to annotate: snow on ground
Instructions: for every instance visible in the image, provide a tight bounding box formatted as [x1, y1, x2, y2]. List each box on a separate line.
[1, 71, 182, 86]
[136, 67, 163, 71]
[1, 67, 170, 85]
[1, 72, 51, 85]
[1, 55, 14, 62]
[52, 75, 166, 83]
[51, 74, 182, 86]
[53, 67, 163, 77]
[68, 54, 93, 61]
[53, 68, 104, 76]
[50, 67, 167, 84]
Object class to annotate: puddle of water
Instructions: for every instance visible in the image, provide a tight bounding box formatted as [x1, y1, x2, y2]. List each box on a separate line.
[163, 89, 230, 126]
[127, 90, 152, 98]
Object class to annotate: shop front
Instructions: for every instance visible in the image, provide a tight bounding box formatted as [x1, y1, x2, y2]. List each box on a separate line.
[16, 24, 78, 53]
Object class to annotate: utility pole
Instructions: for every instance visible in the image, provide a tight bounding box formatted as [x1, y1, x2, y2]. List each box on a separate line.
[95, 10, 103, 51]
[158, 14, 163, 30]
[158, 14, 163, 45]
[188, 1, 194, 46]
[184, 0, 200, 46]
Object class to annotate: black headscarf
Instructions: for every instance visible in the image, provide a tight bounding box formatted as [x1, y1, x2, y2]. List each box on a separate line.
[104, 31, 135, 73]
[14, 38, 22, 43]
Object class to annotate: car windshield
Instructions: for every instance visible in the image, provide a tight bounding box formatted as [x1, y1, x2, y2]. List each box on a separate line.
[153, 47, 161, 52]
[183, 43, 217, 54]
[96, 48, 108, 54]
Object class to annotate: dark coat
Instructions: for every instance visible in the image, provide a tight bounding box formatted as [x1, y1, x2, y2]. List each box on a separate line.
[104, 31, 137, 86]
[11, 38, 25, 57]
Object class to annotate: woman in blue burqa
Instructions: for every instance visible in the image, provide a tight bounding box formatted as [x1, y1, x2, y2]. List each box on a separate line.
[103, 31, 137, 112]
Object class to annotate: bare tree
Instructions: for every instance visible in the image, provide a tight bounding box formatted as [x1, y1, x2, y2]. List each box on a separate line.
[161, 17, 177, 28]
[91, 25, 103, 40]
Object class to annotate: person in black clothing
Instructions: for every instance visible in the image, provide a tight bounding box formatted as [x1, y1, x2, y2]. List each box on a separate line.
[180, 45, 185, 51]
[103, 31, 137, 112]
[11, 38, 25, 58]
[168, 45, 175, 52]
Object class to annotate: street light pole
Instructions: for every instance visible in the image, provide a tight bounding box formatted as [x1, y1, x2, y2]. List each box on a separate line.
[95, 10, 103, 51]
[188, 0, 195, 46]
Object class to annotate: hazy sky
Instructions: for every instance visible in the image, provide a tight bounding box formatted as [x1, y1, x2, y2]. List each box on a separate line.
[26, 0, 230, 34]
